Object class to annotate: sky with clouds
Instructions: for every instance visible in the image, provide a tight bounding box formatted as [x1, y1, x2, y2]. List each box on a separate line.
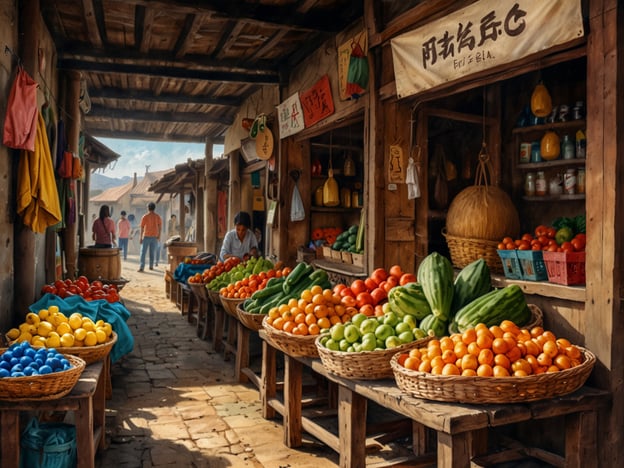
[93, 137, 225, 179]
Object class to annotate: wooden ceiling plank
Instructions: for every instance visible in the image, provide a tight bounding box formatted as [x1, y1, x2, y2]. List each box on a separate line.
[215, 21, 246, 60]
[81, 0, 103, 48]
[89, 87, 241, 107]
[136, 5, 156, 54]
[248, 29, 289, 61]
[174, 13, 204, 59]
[59, 59, 280, 84]
[87, 105, 234, 125]
[84, 127, 225, 144]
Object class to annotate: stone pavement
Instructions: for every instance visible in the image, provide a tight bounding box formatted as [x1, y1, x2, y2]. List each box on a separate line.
[96, 254, 340, 468]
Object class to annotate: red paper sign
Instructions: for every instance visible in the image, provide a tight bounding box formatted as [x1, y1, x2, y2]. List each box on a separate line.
[300, 75, 335, 127]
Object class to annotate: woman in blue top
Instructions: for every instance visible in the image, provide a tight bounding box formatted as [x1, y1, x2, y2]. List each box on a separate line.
[220, 211, 259, 261]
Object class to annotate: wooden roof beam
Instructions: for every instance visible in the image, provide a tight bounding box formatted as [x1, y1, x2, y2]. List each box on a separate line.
[82, 0, 105, 47]
[84, 127, 225, 144]
[87, 105, 234, 125]
[59, 59, 280, 84]
[174, 13, 206, 58]
[89, 87, 242, 107]
[135, 4, 156, 54]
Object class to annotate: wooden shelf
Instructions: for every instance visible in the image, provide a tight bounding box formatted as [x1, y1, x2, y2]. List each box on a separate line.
[491, 274, 586, 302]
[512, 120, 586, 135]
[313, 259, 366, 277]
[522, 194, 585, 202]
[518, 159, 586, 170]
[311, 206, 362, 213]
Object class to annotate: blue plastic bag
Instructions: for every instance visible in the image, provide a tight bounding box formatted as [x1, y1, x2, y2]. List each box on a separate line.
[20, 418, 76, 468]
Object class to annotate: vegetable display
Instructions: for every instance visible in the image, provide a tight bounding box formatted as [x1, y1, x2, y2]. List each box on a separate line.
[40, 276, 120, 303]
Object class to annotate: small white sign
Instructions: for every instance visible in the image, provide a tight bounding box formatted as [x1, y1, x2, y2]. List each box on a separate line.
[276, 93, 305, 139]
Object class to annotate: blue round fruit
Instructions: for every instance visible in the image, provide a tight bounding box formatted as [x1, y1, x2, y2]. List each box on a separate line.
[38, 365, 52, 375]
[0, 369, 9, 377]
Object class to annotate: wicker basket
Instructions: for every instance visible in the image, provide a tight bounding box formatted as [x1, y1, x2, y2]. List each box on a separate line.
[315, 335, 433, 380]
[0, 354, 86, 401]
[236, 303, 265, 332]
[189, 282, 209, 302]
[443, 230, 503, 274]
[206, 289, 222, 306]
[220, 295, 245, 318]
[390, 347, 596, 404]
[262, 316, 319, 358]
[524, 304, 543, 330]
[56, 332, 118, 365]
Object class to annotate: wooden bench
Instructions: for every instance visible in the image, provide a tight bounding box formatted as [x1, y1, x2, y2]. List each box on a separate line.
[259, 331, 610, 468]
[0, 361, 107, 468]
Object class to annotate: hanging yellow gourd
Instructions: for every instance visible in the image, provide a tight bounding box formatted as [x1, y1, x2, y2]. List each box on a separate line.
[530, 82, 552, 117]
[322, 132, 340, 206]
[540, 131, 560, 160]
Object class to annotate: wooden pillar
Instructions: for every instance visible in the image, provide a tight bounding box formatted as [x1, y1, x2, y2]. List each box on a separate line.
[14, 0, 40, 316]
[62, 71, 81, 279]
[178, 191, 186, 240]
[228, 151, 241, 228]
[195, 181, 204, 250]
[81, 162, 91, 248]
[204, 140, 217, 253]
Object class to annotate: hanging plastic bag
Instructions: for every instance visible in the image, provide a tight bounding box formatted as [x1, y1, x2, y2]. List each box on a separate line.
[406, 157, 421, 200]
[290, 182, 305, 222]
[57, 151, 74, 179]
[3, 67, 39, 151]
[346, 36, 369, 99]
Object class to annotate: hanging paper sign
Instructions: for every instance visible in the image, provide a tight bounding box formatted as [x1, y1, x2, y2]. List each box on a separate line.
[276, 93, 305, 139]
[338, 31, 368, 100]
[388, 144, 406, 184]
[300, 75, 335, 128]
[391, 0, 584, 99]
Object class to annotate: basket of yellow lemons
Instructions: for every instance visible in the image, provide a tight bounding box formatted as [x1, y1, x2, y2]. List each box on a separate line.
[5, 306, 117, 365]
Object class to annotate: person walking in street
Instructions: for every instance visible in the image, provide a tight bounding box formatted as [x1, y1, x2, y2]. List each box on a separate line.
[92, 205, 116, 248]
[138, 202, 162, 272]
[117, 210, 132, 260]
[168, 214, 179, 238]
[219, 211, 258, 261]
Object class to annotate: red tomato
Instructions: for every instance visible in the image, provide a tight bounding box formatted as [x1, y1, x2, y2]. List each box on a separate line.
[389, 265, 404, 280]
[546, 227, 557, 239]
[350, 279, 367, 295]
[333, 283, 347, 295]
[341, 295, 357, 308]
[339, 287, 355, 298]
[571, 238, 585, 252]
[399, 273, 417, 286]
[364, 278, 378, 291]
[521, 233, 534, 242]
[359, 304, 374, 316]
[373, 305, 385, 317]
[92, 280, 103, 289]
[370, 268, 388, 285]
[370, 287, 387, 305]
[42, 285, 55, 294]
[54, 280, 65, 290]
[385, 275, 398, 289]
[355, 291, 374, 308]
[534, 225, 548, 237]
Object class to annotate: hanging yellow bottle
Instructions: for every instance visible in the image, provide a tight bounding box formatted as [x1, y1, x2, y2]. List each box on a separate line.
[323, 169, 340, 206]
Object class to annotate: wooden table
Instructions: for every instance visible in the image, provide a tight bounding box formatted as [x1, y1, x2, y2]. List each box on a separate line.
[0, 361, 106, 468]
[259, 331, 610, 468]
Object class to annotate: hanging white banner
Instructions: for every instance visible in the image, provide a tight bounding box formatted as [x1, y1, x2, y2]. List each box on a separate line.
[276, 93, 305, 139]
[391, 0, 584, 99]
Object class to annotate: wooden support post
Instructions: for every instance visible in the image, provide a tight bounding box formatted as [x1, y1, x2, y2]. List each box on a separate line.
[261, 339, 276, 419]
[283, 355, 302, 447]
[338, 385, 367, 468]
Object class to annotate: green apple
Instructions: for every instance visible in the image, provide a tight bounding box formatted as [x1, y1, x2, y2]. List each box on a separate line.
[394, 322, 411, 335]
[375, 323, 394, 341]
[362, 332, 376, 343]
[325, 339, 339, 351]
[351, 313, 367, 328]
[383, 311, 399, 327]
[344, 324, 361, 344]
[413, 328, 427, 340]
[352, 343, 361, 352]
[360, 336, 376, 351]
[398, 330, 414, 344]
[382, 302, 392, 314]
[385, 335, 402, 349]
[376, 338, 385, 348]
[360, 318, 378, 334]
[339, 339, 350, 352]
[330, 323, 345, 341]
[319, 335, 330, 347]
[402, 314, 417, 329]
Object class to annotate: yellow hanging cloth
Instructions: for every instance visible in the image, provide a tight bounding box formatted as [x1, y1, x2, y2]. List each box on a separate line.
[17, 111, 62, 233]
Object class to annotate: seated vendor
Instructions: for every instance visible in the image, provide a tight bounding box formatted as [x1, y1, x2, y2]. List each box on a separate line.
[219, 211, 259, 261]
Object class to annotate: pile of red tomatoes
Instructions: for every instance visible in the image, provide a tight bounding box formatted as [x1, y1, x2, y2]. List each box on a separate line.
[41, 276, 120, 303]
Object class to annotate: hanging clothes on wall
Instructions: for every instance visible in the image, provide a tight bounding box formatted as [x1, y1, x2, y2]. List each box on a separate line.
[3, 67, 38, 151]
[16, 112, 62, 233]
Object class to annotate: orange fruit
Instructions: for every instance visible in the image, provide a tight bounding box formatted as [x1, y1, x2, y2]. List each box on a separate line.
[317, 317, 331, 330]
[467, 342, 481, 356]
[294, 312, 306, 324]
[536, 352, 552, 367]
[404, 357, 420, 371]
[493, 365, 510, 377]
[461, 328, 477, 345]
[494, 353, 511, 369]
[476, 364, 493, 377]
[478, 348, 494, 366]
[500, 320, 521, 335]
[307, 323, 320, 336]
[441, 349, 457, 364]
[439, 337, 454, 351]
[442, 363, 460, 376]
[489, 325, 504, 339]
[542, 340, 559, 358]
[476, 333, 493, 350]
[554, 354, 572, 370]
[462, 369, 478, 377]
[461, 353, 479, 371]
[453, 342, 468, 359]
[505, 346, 522, 362]
[431, 364, 444, 375]
[530, 326, 545, 338]
[565, 345, 582, 360]
[408, 348, 422, 359]
[296, 323, 309, 335]
[418, 359, 432, 373]
[430, 356, 445, 369]
[283, 321, 296, 334]
[491, 338, 509, 355]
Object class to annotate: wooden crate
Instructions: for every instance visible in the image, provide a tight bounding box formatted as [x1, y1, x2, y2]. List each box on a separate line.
[167, 242, 197, 271]
[341, 251, 353, 264]
[352, 253, 364, 268]
[330, 249, 342, 262]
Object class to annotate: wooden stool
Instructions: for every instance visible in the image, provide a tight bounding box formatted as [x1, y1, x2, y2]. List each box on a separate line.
[0, 362, 106, 468]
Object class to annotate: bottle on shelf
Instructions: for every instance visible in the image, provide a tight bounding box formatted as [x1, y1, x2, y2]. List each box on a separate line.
[524, 172, 536, 196]
[577, 168, 586, 194]
[564, 169, 577, 195]
[561, 134, 575, 160]
[535, 171, 547, 196]
[576, 129, 586, 159]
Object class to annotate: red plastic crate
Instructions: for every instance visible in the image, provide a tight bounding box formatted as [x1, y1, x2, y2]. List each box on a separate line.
[542, 251, 586, 285]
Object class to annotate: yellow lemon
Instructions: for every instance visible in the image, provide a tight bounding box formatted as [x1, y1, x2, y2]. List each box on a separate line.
[6, 328, 20, 340]
[69, 314, 83, 330]
[60, 333, 75, 347]
[95, 319, 105, 329]
[103, 323, 113, 337]
[74, 328, 87, 341]
[19, 323, 31, 333]
[31, 336, 46, 348]
[84, 331, 97, 346]
[56, 322, 72, 336]
[56, 313, 68, 324]
[38, 308, 49, 320]
[26, 312, 40, 325]
[82, 320, 95, 332]
[17, 332, 32, 343]
[95, 329, 107, 344]
[46, 333, 61, 348]
[48, 305, 59, 315]
[37, 321, 54, 337]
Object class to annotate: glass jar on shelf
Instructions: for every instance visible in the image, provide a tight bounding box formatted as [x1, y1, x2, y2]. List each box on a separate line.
[535, 171, 547, 196]
[524, 172, 536, 197]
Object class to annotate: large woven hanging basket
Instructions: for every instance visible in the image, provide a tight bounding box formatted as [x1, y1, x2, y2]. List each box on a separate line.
[445, 149, 519, 273]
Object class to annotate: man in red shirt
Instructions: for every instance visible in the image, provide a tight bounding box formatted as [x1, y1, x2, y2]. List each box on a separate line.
[138, 202, 162, 272]
[117, 210, 132, 260]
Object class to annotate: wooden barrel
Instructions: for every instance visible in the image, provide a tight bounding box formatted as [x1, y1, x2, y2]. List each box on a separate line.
[78, 248, 122, 281]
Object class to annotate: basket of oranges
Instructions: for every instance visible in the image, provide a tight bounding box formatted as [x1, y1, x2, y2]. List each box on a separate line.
[391, 320, 596, 403]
